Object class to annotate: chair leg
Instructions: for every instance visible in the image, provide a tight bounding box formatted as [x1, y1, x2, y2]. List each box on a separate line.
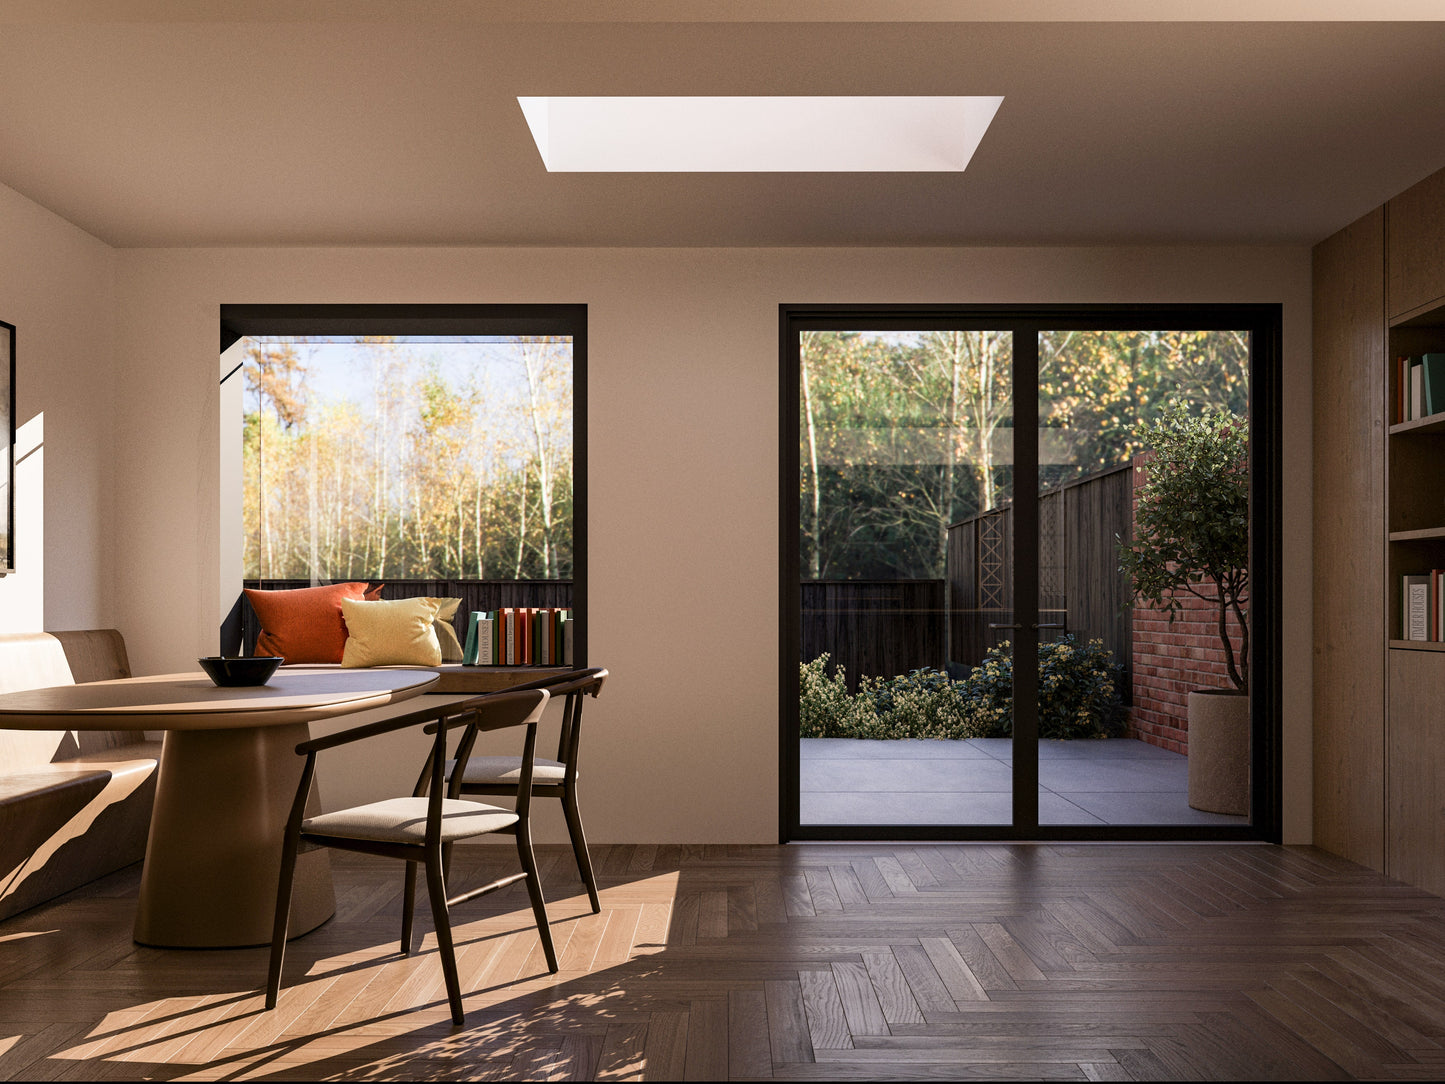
[401, 860, 418, 955]
[264, 831, 301, 1009]
[424, 847, 465, 1026]
[516, 825, 559, 972]
[563, 787, 601, 913]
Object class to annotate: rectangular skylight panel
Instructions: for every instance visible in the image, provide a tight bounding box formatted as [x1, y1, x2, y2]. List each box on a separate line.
[517, 96, 1003, 173]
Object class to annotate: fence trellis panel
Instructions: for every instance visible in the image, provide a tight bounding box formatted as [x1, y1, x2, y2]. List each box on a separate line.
[946, 463, 1133, 684]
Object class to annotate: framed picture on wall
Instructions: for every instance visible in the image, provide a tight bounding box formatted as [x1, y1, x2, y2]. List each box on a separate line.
[1, 319, 13, 575]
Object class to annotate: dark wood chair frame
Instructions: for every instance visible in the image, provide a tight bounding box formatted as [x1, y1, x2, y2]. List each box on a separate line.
[436, 667, 608, 913]
[265, 687, 558, 1026]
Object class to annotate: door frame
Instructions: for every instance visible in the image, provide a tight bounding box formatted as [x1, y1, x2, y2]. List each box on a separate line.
[779, 303, 1282, 843]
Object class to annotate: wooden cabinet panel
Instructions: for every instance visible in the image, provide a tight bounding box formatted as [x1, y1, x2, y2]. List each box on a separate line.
[1387, 165, 1445, 319]
[1387, 648, 1445, 895]
[1312, 208, 1386, 871]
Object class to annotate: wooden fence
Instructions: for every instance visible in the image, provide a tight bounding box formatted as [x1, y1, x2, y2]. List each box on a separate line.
[801, 580, 945, 692]
[946, 463, 1133, 679]
[235, 579, 573, 655]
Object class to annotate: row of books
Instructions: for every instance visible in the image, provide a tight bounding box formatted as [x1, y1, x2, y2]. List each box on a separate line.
[461, 607, 574, 666]
[1401, 572, 1445, 642]
[1395, 354, 1445, 423]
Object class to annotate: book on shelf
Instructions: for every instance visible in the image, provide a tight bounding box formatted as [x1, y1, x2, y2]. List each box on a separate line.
[1405, 574, 1429, 640]
[1424, 354, 1445, 417]
[1394, 354, 1445, 423]
[1404, 573, 1433, 641]
[462, 610, 480, 665]
[476, 612, 494, 665]
[460, 606, 574, 665]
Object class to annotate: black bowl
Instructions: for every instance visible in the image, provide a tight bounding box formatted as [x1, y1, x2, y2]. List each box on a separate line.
[197, 656, 283, 687]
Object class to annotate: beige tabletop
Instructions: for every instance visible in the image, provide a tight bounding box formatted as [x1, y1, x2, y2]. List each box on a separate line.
[0, 666, 441, 948]
[0, 667, 440, 729]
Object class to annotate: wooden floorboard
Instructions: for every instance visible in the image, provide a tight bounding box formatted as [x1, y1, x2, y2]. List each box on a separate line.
[2, 843, 1445, 1079]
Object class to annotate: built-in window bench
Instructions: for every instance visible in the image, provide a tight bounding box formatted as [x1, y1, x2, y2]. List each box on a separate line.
[0, 630, 161, 920]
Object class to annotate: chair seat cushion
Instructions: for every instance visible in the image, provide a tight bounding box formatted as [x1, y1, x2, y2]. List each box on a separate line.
[450, 756, 568, 785]
[302, 797, 518, 844]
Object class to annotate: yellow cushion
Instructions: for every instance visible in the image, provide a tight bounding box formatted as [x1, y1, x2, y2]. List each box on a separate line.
[428, 597, 464, 663]
[340, 597, 443, 668]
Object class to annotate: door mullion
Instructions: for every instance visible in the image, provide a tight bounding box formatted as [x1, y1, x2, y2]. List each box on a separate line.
[1011, 330, 1040, 830]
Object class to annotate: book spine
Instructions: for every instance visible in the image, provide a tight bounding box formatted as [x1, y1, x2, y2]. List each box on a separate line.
[1399, 356, 1409, 423]
[477, 616, 494, 664]
[1412, 359, 1425, 421]
[1423, 353, 1445, 417]
[462, 611, 481, 666]
[563, 610, 574, 665]
[1406, 575, 1430, 640]
[505, 609, 516, 665]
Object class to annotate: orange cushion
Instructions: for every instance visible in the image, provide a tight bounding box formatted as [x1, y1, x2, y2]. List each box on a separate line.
[245, 582, 370, 663]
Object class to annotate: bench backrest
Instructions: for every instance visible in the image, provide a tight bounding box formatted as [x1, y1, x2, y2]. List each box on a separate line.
[0, 630, 137, 765]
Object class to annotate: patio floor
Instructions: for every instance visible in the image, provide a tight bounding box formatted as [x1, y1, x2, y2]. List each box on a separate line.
[800, 737, 1249, 827]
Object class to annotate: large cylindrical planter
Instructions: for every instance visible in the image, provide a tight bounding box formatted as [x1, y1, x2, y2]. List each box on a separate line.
[1187, 690, 1250, 815]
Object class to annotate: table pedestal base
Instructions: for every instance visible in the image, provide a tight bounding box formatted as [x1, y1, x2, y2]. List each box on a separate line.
[135, 723, 335, 948]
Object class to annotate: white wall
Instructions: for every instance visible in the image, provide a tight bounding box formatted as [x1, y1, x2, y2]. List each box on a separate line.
[0, 182, 116, 633]
[111, 244, 1314, 845]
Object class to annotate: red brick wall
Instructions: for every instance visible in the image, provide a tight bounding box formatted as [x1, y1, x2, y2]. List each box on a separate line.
[1125, 454, 1247, 753]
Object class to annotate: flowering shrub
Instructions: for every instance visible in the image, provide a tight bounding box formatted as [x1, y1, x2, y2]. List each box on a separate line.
[800, 635, 1125, 742]
[799, 654, 887, 738]
[800, 657, 992, 740]
[959, 635, 1125, 740]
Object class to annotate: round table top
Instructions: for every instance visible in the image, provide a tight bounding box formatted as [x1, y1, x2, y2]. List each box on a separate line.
[0, 667, 440, 731]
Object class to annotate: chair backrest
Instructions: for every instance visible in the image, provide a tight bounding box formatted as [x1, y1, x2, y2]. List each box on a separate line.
[548, 668, 606, 769]
[498, 667, 607, 768]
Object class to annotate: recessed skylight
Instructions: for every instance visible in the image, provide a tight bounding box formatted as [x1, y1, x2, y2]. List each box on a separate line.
[517, 96, 1003, 173]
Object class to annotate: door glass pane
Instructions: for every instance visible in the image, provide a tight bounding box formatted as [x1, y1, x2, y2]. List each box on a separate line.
[798, 330, 1013, 826]
[1035, 330, 1251, 826]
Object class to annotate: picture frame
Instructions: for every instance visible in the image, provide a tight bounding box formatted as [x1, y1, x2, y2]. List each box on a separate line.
[1, 320, 13, 575]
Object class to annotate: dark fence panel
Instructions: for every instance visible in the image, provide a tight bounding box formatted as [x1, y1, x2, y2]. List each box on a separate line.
[1062, 466, 1133, 671]
[801, 580, 945, 692]
[948, 508, 1014, 669]
[239, 579, 573, 655]
[947, 463, 1132, 686]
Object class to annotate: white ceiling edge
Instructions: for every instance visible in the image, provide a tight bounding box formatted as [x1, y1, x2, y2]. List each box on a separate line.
[519, 96, 1004, 173]
[4, 0, 1443, 22]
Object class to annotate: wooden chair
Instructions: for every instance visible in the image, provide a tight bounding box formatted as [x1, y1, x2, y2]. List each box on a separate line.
[265, 687, 557, 1026]
[442, 667, 608, 913]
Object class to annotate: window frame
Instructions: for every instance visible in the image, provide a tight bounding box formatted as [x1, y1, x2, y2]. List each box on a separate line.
[219, 303, 587, 666]
[779, 302, 1282, 843]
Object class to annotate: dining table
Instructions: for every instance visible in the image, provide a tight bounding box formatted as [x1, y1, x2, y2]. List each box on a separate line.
[0, 666, 441, 948]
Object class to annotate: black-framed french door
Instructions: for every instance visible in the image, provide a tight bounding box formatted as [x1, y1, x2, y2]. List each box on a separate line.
[779, 304, 1281, 843]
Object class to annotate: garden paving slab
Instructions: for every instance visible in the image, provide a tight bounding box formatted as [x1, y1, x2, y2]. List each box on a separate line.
[800, 737, 1248, 828]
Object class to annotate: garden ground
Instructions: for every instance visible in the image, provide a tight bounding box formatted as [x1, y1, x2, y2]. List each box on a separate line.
[800, 736, 1250, 826]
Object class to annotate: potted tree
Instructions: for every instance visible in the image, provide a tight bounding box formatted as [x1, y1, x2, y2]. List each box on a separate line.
[1117, 402, 1249, 814]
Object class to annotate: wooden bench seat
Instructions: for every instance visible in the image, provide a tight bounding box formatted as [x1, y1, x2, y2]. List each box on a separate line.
[0, 630, 161, 920]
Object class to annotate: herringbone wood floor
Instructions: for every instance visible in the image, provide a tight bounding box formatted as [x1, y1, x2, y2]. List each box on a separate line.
[3, 843, 1445, 1080]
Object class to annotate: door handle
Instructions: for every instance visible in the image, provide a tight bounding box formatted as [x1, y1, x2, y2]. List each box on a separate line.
[1033, 623, 1065, 630]
[988, 623, 1023, 630]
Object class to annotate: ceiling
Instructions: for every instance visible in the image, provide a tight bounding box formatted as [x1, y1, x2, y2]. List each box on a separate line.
[2, 2, 1444, 248]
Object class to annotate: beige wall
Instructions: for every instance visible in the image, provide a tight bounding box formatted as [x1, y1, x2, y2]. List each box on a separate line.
[111, 244, 1313, 844]
[0, 182, 116, 634]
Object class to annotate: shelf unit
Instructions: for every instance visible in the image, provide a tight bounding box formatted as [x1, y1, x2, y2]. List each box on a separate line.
[1386, 304, 1445, 647]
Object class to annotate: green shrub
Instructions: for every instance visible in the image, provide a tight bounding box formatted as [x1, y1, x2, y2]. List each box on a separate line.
[799, 653, 884, 738]
[800, 636, 1125, 741]
[959, 635, 1125, 740]
[800, 656, 993, 740]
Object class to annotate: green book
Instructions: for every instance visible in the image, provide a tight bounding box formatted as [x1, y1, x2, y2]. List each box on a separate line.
[461, 610, 482, 665]
[1422, 353, 1445, 417]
